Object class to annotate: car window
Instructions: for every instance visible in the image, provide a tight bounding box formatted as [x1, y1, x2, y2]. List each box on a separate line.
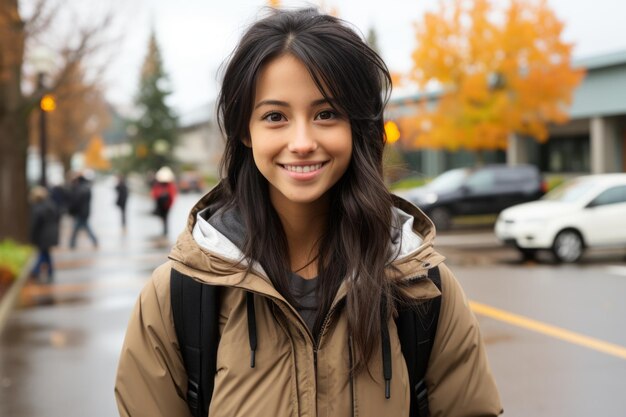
[589, 185, 626, 207]
[465, 170, 495, 192]
[428, 168, 469, 193]
[543, 178, 598, 202]
[496, 168, 529, 184]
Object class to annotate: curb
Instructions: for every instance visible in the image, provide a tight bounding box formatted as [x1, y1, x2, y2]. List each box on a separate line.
[0, 254, 36, 336]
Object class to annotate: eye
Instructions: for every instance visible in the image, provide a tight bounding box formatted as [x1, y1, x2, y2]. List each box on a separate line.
[316, 110, 337, 120]
[262, 112, 286, 123]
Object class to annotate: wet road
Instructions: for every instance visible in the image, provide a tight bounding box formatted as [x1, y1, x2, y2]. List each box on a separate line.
[440, 231, 626, 416]
[454, 263, 626, 416]
[1, 179, 625, 416]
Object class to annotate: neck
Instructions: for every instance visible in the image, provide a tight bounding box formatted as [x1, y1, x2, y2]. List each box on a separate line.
[271, 191, 330, 279]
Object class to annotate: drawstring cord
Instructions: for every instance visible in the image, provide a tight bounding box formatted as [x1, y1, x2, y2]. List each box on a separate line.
[246, 292, 257, 368]
[349, 336, 355, 417]
[381, 300, 392, 399]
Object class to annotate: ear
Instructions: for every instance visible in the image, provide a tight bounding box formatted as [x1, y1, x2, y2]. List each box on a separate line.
[242, 137, 252, 148]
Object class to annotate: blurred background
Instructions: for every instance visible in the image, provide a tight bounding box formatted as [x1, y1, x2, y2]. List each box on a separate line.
[1, 0, 625, 416]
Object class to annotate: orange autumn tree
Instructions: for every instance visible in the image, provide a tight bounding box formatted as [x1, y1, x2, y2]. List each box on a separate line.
[29, 62, 111, 174]
[83, 135, 110, 170]
[406, 0, 584, 152]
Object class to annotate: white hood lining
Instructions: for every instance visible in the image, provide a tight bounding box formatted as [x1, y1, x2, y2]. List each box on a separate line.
[390, 207, 424, 259]
[193, 208, 247, 263]
[192, 206, 423, 263]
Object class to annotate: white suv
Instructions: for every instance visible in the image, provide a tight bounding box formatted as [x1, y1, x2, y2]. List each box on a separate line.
[495, 173, 626, 263]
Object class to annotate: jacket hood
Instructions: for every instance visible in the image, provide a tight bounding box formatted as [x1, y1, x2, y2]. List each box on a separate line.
[168, 183, 444, 295]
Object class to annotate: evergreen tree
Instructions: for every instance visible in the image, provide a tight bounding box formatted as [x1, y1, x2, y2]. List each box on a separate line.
[132, 30, 178, 172]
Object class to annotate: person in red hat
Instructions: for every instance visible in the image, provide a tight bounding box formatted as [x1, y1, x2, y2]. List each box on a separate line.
[151, 166, 177, 236]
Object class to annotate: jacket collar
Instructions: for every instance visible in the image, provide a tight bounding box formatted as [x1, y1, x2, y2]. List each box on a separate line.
[168, 182, 444, 303]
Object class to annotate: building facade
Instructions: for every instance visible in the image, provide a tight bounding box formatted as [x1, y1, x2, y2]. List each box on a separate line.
[175, 102, 224, 179]
[388, 50, 626, 178]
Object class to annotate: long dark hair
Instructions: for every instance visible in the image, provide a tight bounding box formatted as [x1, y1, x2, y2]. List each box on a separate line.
[217, 8, 395, 371]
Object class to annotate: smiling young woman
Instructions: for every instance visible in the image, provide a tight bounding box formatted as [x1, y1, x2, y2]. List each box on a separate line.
[115, 8, 502, 417]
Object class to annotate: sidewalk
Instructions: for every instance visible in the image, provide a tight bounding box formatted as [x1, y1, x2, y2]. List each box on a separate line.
[0, 178, 194, 417]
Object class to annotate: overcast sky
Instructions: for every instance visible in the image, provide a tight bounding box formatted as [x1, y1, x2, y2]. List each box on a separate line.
[103, 0, 626, 118]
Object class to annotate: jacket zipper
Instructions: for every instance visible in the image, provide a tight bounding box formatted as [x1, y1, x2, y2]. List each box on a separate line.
[314, 299, 345, 358]
[311, 301, 343, 416]
[313, 308, 333, 373]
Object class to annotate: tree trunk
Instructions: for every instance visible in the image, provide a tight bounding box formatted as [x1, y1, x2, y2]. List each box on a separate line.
[0, 113, 30, 242]
[60, 153, 73, 176]
[0, 0, 29, 242]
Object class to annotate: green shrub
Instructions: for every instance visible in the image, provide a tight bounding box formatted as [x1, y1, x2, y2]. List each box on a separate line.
[0, 240, 33, 282]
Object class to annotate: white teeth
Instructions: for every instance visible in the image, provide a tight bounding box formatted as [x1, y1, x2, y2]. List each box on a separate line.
[284, 163, 323, 173]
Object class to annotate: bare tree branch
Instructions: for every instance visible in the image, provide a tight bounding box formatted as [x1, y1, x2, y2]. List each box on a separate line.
[53, 12, 114, 87]
[23, 0, 57, 38]
[23, 9, 115, 112]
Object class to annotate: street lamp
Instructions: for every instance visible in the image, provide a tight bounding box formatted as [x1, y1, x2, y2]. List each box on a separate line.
[384, 120, 401, 144]
[31, 46, 56, 187]
[38, 93, 56, 187]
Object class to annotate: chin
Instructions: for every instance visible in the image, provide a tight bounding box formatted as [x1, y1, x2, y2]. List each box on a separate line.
[285, 193, 324, 205]
[273, 186, 331, 207]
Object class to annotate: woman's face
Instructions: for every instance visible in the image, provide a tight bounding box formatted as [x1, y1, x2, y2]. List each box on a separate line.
[248, 54, 352, 211]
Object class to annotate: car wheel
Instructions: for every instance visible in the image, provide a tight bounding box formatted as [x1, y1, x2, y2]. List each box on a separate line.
[552, 230, 584, 263]
[429, 207, 452, 231]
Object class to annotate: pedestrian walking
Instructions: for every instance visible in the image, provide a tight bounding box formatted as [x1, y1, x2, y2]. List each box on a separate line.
[49, 180, 69, 215]
[115, 8, 502, 417]
[68, 172, 98, 249]
[29, 186, 60, 284]
[150, 166, 177, 236]
[115, 174, 129, 230]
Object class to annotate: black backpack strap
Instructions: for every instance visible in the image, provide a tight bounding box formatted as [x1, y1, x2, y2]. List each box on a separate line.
[396, 265, 442, 417]
[170, 268, 220, 417]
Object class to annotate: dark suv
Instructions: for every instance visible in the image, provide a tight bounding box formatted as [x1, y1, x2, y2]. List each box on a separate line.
[399, 164, 546, 230]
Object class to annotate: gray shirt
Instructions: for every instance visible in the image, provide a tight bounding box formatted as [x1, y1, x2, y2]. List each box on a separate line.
[288, 272, 318, 334]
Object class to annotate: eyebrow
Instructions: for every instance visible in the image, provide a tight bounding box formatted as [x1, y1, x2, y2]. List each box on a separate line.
[254, 98, 335, 110]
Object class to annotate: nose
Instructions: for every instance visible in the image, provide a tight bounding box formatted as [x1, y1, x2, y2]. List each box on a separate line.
[287, 123, 317, 155]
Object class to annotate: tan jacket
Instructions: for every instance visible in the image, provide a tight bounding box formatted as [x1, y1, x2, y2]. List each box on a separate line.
[115, 190, 502, 417]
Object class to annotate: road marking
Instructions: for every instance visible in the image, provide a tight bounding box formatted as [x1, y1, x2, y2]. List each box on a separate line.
[470, 301, 626, 360]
